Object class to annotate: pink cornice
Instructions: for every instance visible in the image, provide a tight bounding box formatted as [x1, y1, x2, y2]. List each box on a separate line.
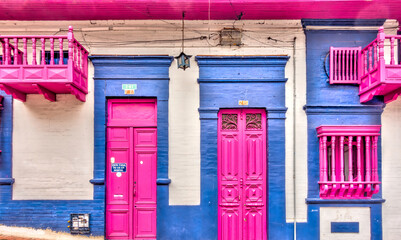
[0, 1, 400, 21]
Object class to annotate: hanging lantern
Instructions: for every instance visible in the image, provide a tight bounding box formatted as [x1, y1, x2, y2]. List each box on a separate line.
[176, 11, 191, 70]
[175, 51, 191, 70]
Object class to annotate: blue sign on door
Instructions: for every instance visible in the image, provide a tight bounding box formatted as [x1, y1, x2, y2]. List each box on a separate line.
[111, 163, 127, 173]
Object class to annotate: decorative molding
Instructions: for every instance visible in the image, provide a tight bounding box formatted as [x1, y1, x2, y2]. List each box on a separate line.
[93, 77, 170, 81]
[90, 56, 174, 66]
[199, 108, 219, 120]
[156, 178, 171, 185]
[199, 107, 286, 120]
[302, 19, 386, 28]
[267, 108, 287, 119]
[197, 78, 288, 83]
[0, 178, 15, 185]
[196, 56, 290, 67]
[305, 198, 385, 204]
[316, 125, 381, 137]
[303, 105, 384, 115]
[221, 114, 238, 130]
[89, 178, 104, 185]
[245, 113, 262, 130]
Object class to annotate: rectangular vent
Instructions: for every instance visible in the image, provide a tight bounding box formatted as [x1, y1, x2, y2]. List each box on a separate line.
[329, 47, 361, 84]
[220, 28, 242, 46]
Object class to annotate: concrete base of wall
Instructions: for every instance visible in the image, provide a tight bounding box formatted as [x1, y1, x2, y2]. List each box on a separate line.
[0, 225, 103, 240]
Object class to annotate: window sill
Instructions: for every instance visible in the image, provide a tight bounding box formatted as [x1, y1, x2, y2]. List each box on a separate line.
[305, 198, 385, 204]
[0, 178, 15, 185]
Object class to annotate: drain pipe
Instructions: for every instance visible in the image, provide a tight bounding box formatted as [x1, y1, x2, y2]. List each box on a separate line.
[292, 36, 297, 240]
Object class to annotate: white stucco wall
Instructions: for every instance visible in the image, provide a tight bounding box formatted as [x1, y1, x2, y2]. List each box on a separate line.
[12, 65, 94, 200]
[382, 99, 401, 239]
[1, 20, 308, 218]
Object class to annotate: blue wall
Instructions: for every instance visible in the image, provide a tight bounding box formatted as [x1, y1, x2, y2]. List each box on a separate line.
[92, 56, 221, 240]
[91, 56, 174, 239]
[91, 55, 290, 240]
[297, 20, 386, 239]
[196, 56, 292, 239]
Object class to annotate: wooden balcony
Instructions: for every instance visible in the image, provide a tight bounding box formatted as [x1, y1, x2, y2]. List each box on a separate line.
[359, 27, 401, 103]
[329, 27, 401, 104]
[0, 26, 88, 102]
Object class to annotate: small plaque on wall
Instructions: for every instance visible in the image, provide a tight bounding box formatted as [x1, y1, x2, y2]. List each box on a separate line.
[238, 100, 249, 106]
[111, 163, 127, 173]
[122, 84, 137, 95]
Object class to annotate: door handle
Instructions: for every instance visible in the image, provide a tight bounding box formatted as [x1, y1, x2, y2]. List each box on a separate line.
[133, 186, 136, 196]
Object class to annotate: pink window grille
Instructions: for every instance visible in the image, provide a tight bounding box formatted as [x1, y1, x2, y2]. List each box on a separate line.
[329, 47, 361, 84]
[317, 125, 381, 199]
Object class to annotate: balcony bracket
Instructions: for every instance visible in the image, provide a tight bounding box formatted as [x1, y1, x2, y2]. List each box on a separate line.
[0, 84, 26, 102]
[66, 84, 86, 102]
[383, 89, 401, 103]
[33, 84, 56, 102]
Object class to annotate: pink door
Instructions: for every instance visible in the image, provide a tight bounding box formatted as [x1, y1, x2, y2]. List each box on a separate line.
[106, 99, 157, 240]
[218, 109, 267, 240]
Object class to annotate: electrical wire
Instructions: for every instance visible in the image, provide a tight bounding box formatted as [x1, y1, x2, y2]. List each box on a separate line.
[85, 36, 208, 47]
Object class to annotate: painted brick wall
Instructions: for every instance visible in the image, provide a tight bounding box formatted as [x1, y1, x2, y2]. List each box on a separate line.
[197, 56, 293, 239]
[297, 20, 387, 240]
[0, 63, 105, 236]
[0, 20, 307, 238]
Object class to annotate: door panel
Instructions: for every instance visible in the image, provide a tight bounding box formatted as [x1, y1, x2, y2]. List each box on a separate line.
[107, 99, 157, 240]
[221, 208, 241, 240]
[107, 209, 130, 238]
[135, 151, 156, 202]
[218, 109, 267, 240]
[243, 208, 264, 240]
[135, 207, 157, 238]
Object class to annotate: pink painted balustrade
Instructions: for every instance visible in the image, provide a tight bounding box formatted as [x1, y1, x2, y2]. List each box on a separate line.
[329, 47, 361, 84]
[317, 125, 381, 199]
[359, 27, 401, 103]
[0, 26, 88, 102]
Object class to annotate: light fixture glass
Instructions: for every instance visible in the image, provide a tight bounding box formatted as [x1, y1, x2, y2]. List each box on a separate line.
[175, 51, 191, 70]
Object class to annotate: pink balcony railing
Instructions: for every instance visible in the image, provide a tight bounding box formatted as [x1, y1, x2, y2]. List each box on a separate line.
[317, 125, 381, 199]
[359, 27, 401, 103]
[0, 26, 88, 102]
[329, 47, 361, 84]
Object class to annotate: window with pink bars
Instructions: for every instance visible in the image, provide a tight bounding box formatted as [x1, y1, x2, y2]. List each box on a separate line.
[329, 47, 361, 84]
[317, 125, 381, 199]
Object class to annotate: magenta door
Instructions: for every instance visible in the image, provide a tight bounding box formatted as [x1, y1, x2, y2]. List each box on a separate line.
[218, 109, 267, 240]
[106, 99, 157, 240]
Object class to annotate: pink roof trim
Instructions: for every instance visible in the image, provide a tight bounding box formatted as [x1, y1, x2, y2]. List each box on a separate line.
[0, 1, 401, 21]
